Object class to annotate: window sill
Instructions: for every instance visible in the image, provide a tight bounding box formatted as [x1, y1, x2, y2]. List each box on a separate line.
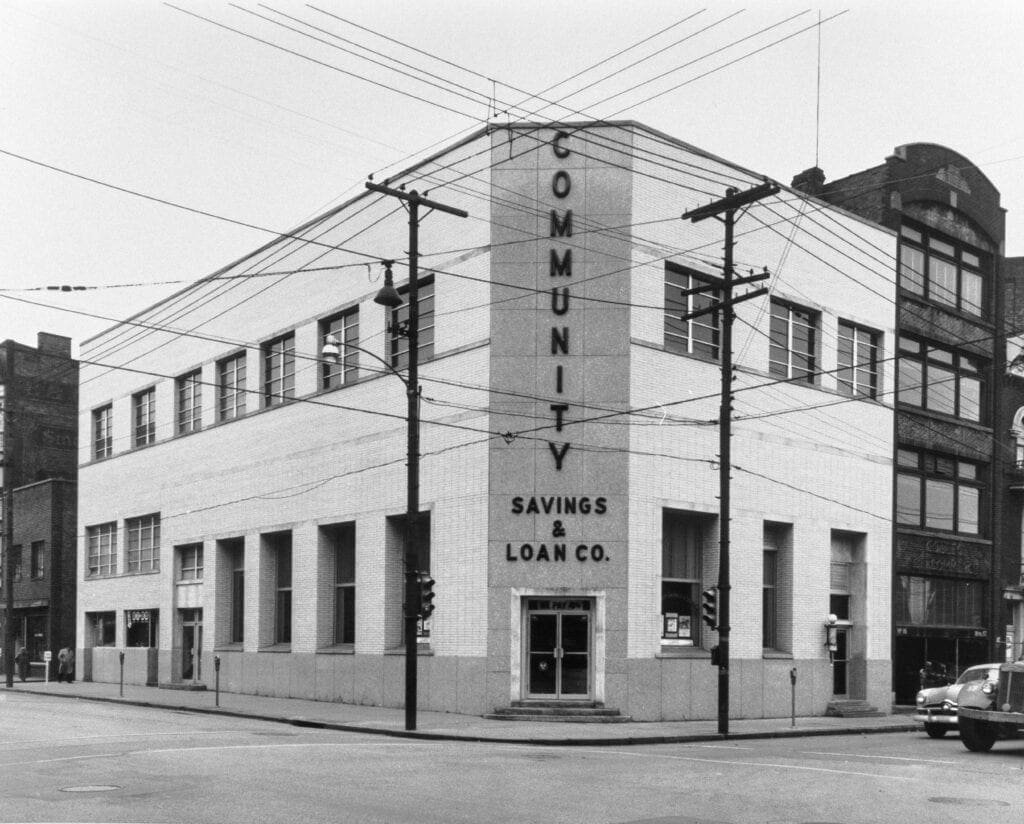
[762, 650, 793, 659]
[317, 645, 355, 655]
[258, 644, 292, 653]
[657, 646, 711, 659]
[213, 644, 243, 652]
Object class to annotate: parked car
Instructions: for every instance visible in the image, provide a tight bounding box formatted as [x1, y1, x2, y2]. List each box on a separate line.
[914, 663, 1001, 738]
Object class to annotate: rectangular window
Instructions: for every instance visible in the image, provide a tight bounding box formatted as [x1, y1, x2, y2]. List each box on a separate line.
[12, 545, 22, 582]
[87, 523, 117, 576]
[321, 309, 360, 389]
[896, 575, 984, 628]
[762, 526, 783, 649]
[333, 523, 356, 645]
[390, 277, 434, 370]
[897, 336, 985, 422]
[217, 352, 247, 422]
[769, 300, 818, 383]
[837, 321, 879, 398]
[125, 609, 159, 647]
[30, 541, 45, 580]
[133, 388, 156, 447]
[126, 514, 160, 573]
[176, 370, 202, 435]
[93, 404, 113, 459]
[898, 223, 989, 318]
[263, 333, 296, 406]
[275, 539, 292, 644]
[661, 510, 707, 645]
[231, 544, 245, 644]
[88, 611, 117, 647]
[896, 448, 984, 535]
[664, 263, 720, 359]
[178, 543, 203, 581]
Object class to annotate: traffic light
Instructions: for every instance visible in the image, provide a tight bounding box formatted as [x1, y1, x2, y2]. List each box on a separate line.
[417, 572, 436, 619]
[701, 587, 718, 631]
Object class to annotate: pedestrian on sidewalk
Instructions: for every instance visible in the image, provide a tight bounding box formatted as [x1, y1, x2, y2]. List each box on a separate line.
[15, 647, 29, 682]
[57, 646, 74, 683]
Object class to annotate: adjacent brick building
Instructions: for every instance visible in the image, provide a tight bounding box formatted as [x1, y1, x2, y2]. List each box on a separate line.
[76, 123, 895, 719]
[1, 333, 78, 677]
[800, 144, 1009, 701]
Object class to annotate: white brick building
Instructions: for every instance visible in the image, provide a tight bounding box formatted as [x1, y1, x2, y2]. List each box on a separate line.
[77, 122, 896, 719]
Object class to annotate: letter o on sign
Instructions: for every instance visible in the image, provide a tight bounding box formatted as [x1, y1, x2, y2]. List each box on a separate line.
[552, 170, 571, 199]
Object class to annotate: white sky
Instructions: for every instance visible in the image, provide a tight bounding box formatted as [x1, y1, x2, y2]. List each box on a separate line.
[3, 0, 1023, 353]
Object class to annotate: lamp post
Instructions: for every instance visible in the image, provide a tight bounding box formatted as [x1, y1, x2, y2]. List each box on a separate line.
[321, 261, 423, 732]
[359, 184, 467, 731]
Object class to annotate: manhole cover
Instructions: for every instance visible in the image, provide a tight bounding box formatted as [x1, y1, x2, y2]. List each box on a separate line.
[60, 785, 121, 793]
[929, 797, 1010, 807]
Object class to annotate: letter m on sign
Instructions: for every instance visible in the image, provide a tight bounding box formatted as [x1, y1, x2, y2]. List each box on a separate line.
[550, 209, 573, 237]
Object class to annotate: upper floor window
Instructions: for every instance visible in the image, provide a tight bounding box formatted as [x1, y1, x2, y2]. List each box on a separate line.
[30, 541, 45, 580]
[133, 388, 156, 447]
[93, 404, 113, 459]
[899, 224, 987, 317]
[390, 277, 434, 371]
[837, 321, 880, 399]
[769, 300, 818, 383]
[898, 336, 984, 423]
[177, 370, 202, 435]
[664, 263, 720, 360]
[87, 523, 117, 577]
[218, 352, 247, 422]
[263, 333, 296, 406]
[321, 309, 360, 389]
[178, 543, 203, 581]
[896, 448, 983, 535]
[126, 514, 160, 573]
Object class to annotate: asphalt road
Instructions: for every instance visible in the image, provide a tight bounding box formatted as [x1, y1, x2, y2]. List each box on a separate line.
[1, 691, 1021, 824]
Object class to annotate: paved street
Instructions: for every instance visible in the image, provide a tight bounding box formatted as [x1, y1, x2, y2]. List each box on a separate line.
[2, 691, 1021, 824]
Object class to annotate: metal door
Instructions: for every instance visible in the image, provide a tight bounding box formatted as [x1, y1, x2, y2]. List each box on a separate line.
[526, 609, 590, 699]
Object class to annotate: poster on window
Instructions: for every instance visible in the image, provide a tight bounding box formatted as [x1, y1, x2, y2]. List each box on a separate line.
[678, 614, 692, 639]
[664, 613, 678, 637]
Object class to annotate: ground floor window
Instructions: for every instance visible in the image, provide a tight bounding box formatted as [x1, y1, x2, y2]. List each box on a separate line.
[895, 575, 984, 628]
[662, 510, 710, 645]
[88, 611, 116, 646]
[126, 609, 159, 647]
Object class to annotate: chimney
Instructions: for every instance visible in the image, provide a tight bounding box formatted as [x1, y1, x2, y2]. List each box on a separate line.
[791, 166, 826, 196]
[37, 332, 72, 358]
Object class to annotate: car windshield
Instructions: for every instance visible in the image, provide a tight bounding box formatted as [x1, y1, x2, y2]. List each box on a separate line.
[957, 667, 995, 684]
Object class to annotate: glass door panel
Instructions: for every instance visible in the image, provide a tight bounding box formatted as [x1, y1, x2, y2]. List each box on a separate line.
[528, 614, 557, 695]
[560, 614, 589, 696]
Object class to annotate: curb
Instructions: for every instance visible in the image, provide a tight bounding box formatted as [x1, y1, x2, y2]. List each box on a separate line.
[10, 687, 920, 747]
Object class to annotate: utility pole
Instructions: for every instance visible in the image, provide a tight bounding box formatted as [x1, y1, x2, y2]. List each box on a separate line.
[3, 344, 14, 689]
[682, 181, 779, 736]
[365, 182, 467, 731]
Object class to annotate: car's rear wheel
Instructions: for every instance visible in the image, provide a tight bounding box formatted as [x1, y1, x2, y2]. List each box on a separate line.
[959, 717, 996, 752]
[924, 723, 947, 738]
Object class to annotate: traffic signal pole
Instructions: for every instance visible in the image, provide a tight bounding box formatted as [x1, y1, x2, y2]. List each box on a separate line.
[365, 182, 467, 731]
[682, 182, 779, 736]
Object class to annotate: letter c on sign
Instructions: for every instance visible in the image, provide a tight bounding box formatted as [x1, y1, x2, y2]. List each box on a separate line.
[552, 130, 571, 158]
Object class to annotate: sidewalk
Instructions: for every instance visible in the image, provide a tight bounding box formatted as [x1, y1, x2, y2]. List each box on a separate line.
[7, 678, 919, 746]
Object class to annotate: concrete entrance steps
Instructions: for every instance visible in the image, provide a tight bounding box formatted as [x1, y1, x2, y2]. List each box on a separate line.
[825, 699, 884, 718]
[485, 700, 631, 723]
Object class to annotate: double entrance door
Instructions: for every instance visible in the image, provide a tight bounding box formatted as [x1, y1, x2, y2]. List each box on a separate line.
[525, 599, 591, 699]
